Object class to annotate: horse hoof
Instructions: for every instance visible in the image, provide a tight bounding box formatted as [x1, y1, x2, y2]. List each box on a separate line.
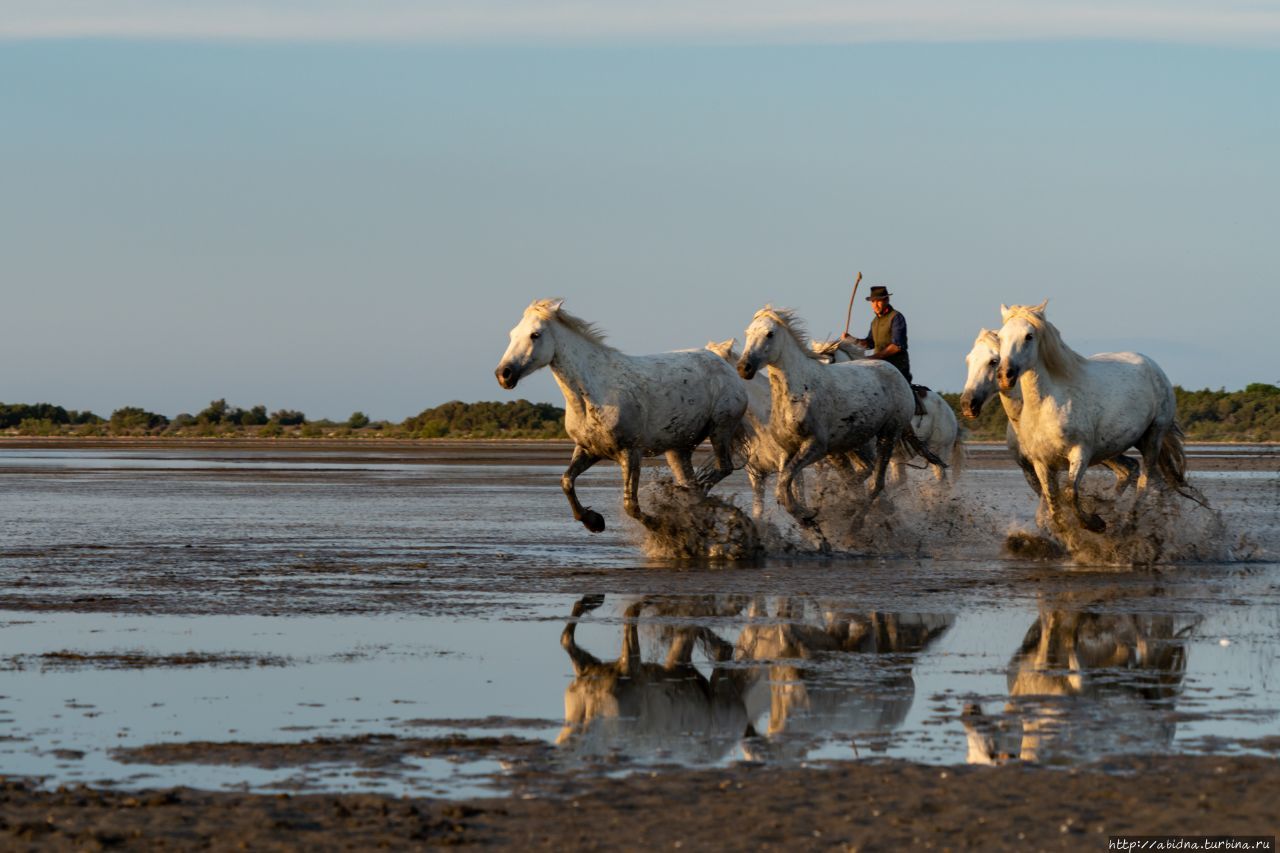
[581, 510, 606, 533]
[1082, 514, 1106, 533]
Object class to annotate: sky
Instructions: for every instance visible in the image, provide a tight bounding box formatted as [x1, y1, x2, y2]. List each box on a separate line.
[3, 2, 1278, 421]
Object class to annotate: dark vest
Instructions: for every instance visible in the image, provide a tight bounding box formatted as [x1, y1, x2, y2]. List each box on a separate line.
[870, 308, 911, 382]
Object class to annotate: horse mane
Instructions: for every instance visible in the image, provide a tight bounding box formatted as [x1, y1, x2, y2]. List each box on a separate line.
[1002, 303, 1086, 381]
[753, 306, 822, 360]
[526, 298, 614, 349]
[811, 338, 866, 362]
[975, 328, 999, 351]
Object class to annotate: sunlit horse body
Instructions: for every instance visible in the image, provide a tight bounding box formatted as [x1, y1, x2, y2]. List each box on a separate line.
[496, 299, 747, 532]
[959, 328, 1140, 499]
[736, 307, 940, 524]
[812, 339, 961, 483]
[995, 301, 1189, 532]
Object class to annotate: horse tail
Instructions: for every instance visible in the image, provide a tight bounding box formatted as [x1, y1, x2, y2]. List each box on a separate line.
[1158, 422, 1189, 487]
[901, 425, 947, 469]
[1160, 422, 1212, 508]
[948, 436, 967, 475]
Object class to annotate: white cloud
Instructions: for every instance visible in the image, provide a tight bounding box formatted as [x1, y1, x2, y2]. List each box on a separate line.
[3, 0, 1280, 45]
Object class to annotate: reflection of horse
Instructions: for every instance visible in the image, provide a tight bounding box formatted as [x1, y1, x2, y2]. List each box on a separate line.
[496, 299, 747, 533]
[735, 598, 952, 754]
[963, 605, 1193, 764]
[812, 339, 961, 483]
[959, 327, 1139, 499]
[557, 596, 750, 761]
[996, 301, 1191, 532]
[736, 307, 941, 525]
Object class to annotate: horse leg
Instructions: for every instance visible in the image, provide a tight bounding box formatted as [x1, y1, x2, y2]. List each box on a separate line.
[665, 449, 697, 489]
[747, 465, 766, 519]
[868, 430, 896, 501]
[1033, 460, 1063, 525]
[562, 446, 606, 533]
[1102, 455, 1140, 497]
[696, 419, 737, 492]
[619, 599, 646, 676]
[776, 440, 828, 525]
[1067, 447, 1106, 532]
[620, 448, 648, 523]
[561, 594, 606, 675]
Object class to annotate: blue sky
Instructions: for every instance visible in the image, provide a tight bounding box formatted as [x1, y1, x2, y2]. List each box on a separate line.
[3, 3, 1278, 420]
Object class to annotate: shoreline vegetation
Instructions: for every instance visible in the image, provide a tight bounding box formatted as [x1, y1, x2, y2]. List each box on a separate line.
[2, 385, 1278, 442]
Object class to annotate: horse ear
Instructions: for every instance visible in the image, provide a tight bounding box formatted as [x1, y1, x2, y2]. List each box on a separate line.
[1000, 304, 1012, 322]
[549, 297, 565, 312]
[1034, 298, 1049, 314]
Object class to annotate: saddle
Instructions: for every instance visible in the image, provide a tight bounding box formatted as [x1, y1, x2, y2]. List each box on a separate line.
[910, 384, 929, 417]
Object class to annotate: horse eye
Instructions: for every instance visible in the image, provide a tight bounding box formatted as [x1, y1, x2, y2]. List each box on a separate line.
[530, 332, 541, 340]
[1025, 333, 1033, 342]
[766, 331, 774, 339]
[989, 357, 999, 366]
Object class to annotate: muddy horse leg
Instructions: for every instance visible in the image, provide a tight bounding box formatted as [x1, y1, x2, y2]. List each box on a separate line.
[562, 445, 606, 533]
[665, 449, 698, 489]
[620, 448, 647, 524]
[695, 419, 737, 492]
[776, 439, 828, 525]
[1066, 447, 1105, 532]
[1102, 455, 1140, 497]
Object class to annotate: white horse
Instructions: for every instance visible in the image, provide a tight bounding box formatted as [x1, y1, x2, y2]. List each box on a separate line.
[995, 301, 1190, 532]
[959, 328, 1139, 498]
[813, 339, 961, 483]
[496, 299, 747, 533]
[736, 307, 940, 524]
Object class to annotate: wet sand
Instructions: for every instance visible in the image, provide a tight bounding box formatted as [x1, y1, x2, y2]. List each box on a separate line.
[1, 439, 1277, 848]
[2, 755, 1277, 850]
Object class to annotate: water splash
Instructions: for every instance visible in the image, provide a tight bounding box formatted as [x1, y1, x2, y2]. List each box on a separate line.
[1020, 482, 1234, 567]
[633, 480, 763, 560]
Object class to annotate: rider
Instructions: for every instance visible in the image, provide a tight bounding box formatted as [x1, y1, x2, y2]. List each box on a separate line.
[844, 285, 911, 383]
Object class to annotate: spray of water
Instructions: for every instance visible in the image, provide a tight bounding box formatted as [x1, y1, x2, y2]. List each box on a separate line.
[633, 480, 763, 560]
[1008, 481, 1235, 567]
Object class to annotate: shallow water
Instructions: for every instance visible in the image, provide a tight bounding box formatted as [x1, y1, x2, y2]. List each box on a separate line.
[0, 443, 1276, 796]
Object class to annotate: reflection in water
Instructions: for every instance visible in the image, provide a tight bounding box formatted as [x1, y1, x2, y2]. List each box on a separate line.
[555, 595, 952, 763]
[964, 600, 1196, 764]
[735, 598, 952, 760]
[557, 595, 751, 762]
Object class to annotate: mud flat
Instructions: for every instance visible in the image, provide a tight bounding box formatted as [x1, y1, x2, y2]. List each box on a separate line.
[0, 441, 1277, 847]
[2, 755, 1277, 849]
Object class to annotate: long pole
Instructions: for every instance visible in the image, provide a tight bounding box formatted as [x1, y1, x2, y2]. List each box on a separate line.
[842, 271, 863, 338]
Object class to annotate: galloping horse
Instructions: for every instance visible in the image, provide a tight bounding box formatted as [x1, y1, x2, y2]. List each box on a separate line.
[959, 328, 1140, 498]
[813, 339, 961, 483]
[995, 301, 1189, 532]
[736, 307, 940, 524]
[496, 299, 747, 533]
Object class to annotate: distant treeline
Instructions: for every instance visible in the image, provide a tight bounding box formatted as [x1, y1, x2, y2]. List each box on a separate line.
[940, 383, 1280, 442]
[0, 398, 568, 440]
[3, 386, 1276, 441]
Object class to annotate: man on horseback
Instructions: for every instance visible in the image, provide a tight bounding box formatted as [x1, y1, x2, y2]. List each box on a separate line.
[844, 284, 927, 416]
[844, 285, 912, 382]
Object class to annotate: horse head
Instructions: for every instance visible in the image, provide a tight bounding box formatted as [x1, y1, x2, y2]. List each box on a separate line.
[739, 306, 810, 380]
[996, 301, 1049, 391]
[959, 328, 1001, 417]
[495, 298, 565, 389]
[704, 338, 739, 362]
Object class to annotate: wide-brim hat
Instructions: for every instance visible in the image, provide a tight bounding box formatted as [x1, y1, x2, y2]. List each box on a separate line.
[865, 285, 893, 301]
